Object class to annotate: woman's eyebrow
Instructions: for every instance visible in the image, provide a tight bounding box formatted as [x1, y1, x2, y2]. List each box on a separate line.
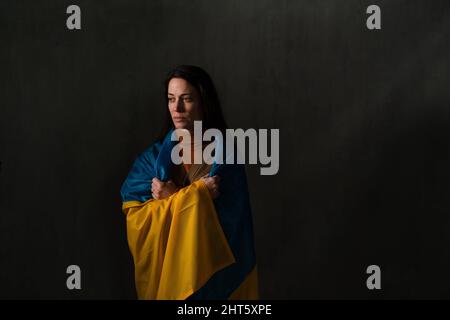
[168, 92, 192, 96]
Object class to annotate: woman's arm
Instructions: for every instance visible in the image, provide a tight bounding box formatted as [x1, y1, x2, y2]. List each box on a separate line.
[151, 175, 221, 200]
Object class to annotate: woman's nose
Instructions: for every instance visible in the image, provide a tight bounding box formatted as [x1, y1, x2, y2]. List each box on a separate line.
[175, 99, 184, 112]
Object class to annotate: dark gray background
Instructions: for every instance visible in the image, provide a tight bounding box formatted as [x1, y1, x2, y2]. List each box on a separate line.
[1, 0, 449, 299]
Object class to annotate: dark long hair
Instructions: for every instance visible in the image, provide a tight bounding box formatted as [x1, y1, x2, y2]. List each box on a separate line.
[158, 65, 228, 141]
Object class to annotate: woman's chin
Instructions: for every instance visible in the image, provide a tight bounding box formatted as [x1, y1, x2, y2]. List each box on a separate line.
[174, 123, 193, 131]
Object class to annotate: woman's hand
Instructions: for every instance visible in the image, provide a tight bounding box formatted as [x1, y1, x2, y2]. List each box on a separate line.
[151, 178, 179, 200]
[201, 175, 221, 199]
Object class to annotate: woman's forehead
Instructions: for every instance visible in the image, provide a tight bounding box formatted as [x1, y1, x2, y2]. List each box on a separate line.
[169, 78, 192, 89]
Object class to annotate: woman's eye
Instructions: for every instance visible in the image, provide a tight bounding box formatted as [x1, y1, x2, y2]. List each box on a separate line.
[184, 97, 192, 102]
[168, 98, 175, 103]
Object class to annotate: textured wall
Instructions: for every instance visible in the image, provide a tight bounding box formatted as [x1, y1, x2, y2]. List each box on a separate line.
[0, 0, 449, 298]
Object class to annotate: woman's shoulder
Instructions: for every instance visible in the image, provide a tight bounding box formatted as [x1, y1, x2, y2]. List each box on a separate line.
[137, 139, 164, 165]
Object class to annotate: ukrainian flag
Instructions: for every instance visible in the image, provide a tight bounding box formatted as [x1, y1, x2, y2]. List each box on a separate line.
[120, 129, 259, 299]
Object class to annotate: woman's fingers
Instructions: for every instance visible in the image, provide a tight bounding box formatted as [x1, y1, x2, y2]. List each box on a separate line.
[152, 177, 165, 191]
[211, 175, 220, 190]
[151, 178, 162, 197]
[203, 175, 220, 184]
[151, 178, 179, 200]
[201, 175, 221, 199]
[152, 183, 161, 192]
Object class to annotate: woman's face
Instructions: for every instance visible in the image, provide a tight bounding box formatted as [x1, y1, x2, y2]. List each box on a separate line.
[167, 78, 203, 132]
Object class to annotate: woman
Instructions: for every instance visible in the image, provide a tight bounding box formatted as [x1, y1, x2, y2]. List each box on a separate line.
[120, 65, 259, 300]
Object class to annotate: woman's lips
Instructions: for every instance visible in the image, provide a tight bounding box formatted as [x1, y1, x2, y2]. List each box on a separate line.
[173, 117, 187, 122]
